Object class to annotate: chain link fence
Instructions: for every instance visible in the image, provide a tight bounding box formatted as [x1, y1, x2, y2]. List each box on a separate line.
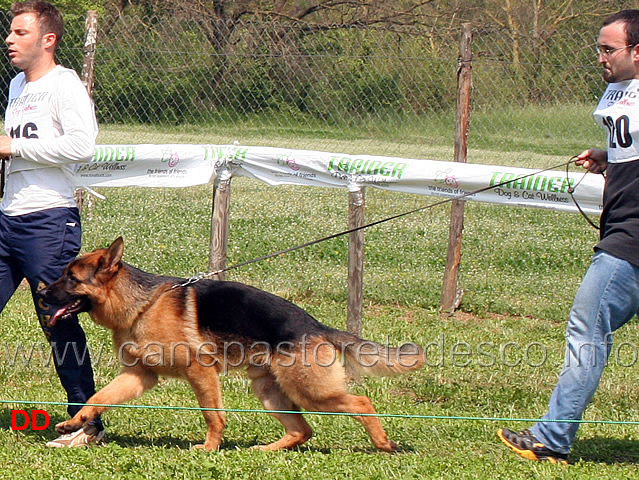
[0, 11, 606, 159]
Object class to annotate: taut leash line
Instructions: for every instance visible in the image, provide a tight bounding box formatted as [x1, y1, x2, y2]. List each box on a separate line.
[176, 158, 588, 287]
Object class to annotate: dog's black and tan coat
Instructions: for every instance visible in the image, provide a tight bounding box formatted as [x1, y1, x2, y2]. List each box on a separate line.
[39, 238, 424, 452]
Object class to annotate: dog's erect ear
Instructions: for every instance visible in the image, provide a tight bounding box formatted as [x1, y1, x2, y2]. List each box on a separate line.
[97, 237, 124, 274]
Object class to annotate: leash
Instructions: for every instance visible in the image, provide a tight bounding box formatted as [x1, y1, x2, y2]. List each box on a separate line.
[565, 155, 602, 231]
[174, 158, 594, 288]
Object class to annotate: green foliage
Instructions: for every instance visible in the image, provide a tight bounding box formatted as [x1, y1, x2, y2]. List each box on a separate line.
[0, 0, 101, 12]
[95, 61, 211, 125]
[0, 8, 606, 150]
[225, 60, 276, 114]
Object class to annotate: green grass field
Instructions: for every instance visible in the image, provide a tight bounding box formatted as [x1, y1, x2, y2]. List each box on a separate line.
[2, 107, 639, 479]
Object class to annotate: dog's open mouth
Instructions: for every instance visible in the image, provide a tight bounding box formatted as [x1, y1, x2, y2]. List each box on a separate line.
[49, 298, 88, 327]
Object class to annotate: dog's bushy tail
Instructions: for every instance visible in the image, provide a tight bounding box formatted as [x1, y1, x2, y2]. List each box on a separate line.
[325, 330, 424, 376]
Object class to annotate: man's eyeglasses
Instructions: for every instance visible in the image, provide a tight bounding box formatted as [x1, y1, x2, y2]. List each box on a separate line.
[595, 44, 636, 57]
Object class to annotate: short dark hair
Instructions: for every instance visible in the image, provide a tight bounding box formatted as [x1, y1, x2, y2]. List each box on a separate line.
[602, 9, 639, 46]
[10, 1, 64, 49]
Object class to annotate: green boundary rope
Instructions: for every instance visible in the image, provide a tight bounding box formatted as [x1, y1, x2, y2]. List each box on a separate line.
[2, 399, 639, 425]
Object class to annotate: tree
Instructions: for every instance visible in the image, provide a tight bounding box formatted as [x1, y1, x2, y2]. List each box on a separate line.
[108, 0, 440, 51]
[478, 0, 625, 67]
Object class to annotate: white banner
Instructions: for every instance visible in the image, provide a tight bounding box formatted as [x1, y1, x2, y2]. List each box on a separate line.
[74, 144, 604, 214]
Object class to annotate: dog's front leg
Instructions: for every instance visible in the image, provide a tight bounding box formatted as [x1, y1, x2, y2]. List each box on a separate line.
[55, 366, 159, 433]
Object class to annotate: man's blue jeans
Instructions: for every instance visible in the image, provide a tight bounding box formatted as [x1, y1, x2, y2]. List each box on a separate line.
[530, 249, 639, 454]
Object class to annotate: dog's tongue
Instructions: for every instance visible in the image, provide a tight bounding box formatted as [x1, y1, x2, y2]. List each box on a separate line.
[48, 307, 68, 327]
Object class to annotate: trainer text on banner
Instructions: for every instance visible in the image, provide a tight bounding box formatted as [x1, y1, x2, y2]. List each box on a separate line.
[72, 144, 604, 214]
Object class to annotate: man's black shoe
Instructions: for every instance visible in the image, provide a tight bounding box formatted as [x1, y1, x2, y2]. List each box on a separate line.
[497, 428, 568, 464]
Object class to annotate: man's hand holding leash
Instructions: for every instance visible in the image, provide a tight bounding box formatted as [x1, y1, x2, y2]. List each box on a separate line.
[575, 148, 608, 174]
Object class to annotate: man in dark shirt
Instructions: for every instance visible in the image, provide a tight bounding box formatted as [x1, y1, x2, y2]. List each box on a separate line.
[497, 9, 639, 464]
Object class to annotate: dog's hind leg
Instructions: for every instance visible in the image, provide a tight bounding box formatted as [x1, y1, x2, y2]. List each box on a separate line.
[184, 365, 226, 451]
[247, 366, 313, 451]
[272, 343, 397, 453]
[316, 392, 397, 453]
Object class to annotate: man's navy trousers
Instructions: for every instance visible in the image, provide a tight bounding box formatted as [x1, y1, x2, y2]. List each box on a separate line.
[0, 206, 102, 429]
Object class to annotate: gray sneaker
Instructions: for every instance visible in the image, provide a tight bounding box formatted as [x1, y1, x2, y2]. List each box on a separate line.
[45, 426, 106, 448]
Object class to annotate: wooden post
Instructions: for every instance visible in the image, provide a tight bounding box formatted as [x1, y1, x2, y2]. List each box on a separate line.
[347, 187, 365, 336]
[209, 171, 232, 281]
[347, 187, 365, 382]
[81, 11, 98, 97]
[76, 10, 98, 211]
[441, 22, 472, 313]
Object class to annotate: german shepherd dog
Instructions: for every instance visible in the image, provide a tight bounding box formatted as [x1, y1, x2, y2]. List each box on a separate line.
[39, 238, 424, 452]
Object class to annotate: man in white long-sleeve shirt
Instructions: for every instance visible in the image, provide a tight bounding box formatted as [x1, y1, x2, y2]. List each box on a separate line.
[0, 1, 104, 447]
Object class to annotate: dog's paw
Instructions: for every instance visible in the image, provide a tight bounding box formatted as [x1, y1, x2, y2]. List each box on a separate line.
[55, 419, 83, 434]
[384, 440, 399, 453]
[192, 441, 221, 451]
[192, 443, 218, 451]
